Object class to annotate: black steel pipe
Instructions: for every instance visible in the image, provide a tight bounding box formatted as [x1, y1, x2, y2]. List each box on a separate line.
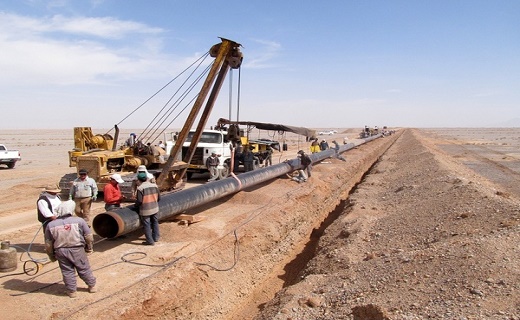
[93, 137, 374, 238]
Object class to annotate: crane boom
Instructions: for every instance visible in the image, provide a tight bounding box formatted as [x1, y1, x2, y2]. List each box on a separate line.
[156, 38, 243, 188]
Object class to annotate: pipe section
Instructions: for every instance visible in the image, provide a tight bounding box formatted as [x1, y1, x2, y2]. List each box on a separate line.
[93, 136, 376, 238]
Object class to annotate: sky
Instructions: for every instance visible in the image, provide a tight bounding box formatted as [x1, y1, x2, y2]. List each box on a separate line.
[1, 0, 519, 130]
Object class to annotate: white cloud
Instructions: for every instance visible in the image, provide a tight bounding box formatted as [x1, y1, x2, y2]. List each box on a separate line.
[0, 12, 173, 86]
[47, 15, 164, 39]
[244, 38, 281, 69]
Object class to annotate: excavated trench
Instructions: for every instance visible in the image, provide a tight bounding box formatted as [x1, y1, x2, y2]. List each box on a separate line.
[279, 199, 350, 288]
[275, 155, 384, 291]
[232, 134, 402, 319]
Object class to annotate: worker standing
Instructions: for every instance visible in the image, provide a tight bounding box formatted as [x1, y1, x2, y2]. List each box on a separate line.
[103, 173, 125, 211]
[264, 145, 273, 167]
[45, 200, 97, 298]
[37, 184, 62, 227]
[243, 146, 255, 172]
[69, 169, 98, 227]
[206, 152, 220, 182]
[135, 172, 161, 246]
[131, 165, 155, 199]
[310, 138, 320, 153]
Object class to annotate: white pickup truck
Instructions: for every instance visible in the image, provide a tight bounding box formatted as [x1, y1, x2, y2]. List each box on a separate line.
[0, 144, 21, 169]
[165, 130, 233, 180]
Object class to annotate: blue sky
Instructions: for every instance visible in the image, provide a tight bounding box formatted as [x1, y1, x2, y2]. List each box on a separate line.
[1, 0, 519, 129]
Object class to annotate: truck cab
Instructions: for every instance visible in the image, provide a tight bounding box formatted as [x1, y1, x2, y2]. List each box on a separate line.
[165, 130, 232, 179]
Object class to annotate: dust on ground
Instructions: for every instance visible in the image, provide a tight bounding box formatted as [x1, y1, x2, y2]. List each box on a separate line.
[1, 128, 519, 320]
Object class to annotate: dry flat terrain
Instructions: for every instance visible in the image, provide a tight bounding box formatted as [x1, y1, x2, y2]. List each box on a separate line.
[0, 128, 519, 320]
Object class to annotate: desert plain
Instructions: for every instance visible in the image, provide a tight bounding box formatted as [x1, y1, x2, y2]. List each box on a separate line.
[0, 127, 519, 320]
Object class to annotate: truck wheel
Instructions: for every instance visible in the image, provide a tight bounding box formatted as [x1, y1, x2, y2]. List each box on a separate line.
[7, 162, 15, 169]
[218, 164, 230, 180]
[59, 173, 78, 198]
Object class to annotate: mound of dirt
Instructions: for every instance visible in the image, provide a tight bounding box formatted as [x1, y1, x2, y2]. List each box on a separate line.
[255, 129, 520, 319]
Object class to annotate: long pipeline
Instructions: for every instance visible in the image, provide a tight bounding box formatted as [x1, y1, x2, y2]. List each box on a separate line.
[93, 137, 378, 238]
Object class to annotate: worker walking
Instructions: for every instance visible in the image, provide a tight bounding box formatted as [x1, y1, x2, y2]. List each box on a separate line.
[206, 152, 220, 182]
[135, 172, 161, 246]
[45, 200, 97, 298]
[69, 169, 98, 227]
[103, 173, 125, 211]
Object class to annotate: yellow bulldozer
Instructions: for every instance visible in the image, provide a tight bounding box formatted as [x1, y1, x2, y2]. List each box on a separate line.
[59, 125, 187, 199]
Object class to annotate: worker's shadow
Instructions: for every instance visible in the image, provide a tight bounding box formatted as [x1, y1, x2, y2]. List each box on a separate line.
[2, 272, 67, 297]
[1, 242, 63, 297]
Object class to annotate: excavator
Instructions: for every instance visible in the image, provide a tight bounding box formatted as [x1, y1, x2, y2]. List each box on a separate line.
[59, 38, 243, 199]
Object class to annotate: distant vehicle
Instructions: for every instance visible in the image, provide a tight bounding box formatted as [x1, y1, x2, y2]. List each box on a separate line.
[318, 130, 337, 135]
[0, 144, 21, 169]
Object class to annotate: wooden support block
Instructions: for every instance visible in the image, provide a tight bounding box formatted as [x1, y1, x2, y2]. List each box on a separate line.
[174, 214, 205, 225]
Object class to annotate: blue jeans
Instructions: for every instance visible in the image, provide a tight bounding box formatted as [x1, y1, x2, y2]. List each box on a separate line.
[141, 214, 160, 244]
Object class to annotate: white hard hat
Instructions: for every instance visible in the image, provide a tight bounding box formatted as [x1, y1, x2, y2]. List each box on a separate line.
[110, 173, 124, 184]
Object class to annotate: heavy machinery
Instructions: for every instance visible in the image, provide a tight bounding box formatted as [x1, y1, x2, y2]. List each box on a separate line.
[161, 118, 315, 180]
[59, 38, 243, 199]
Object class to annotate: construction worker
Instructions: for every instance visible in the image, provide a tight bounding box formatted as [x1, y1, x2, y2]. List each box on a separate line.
[310, 138, 320, 153]
[45, 200, 97, 298]
[37, 184, 62, 227]
[331, 140, 347, 162]
[206, 152, 220, 182]
[69, 169, 98, 227]
[135, 172, 161, 246]
[131, 165, 155, 199]
[103, 173, 125, 211]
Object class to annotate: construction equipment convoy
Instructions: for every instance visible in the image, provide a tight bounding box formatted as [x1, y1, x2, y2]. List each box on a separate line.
[165, 120, 315, 180]
[59, 38, 244, 199]
[59, 38, 317, 199]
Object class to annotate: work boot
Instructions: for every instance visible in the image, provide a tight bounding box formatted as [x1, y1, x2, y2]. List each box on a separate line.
[67, 291, 77, 298]
[88, 285, 97, 293]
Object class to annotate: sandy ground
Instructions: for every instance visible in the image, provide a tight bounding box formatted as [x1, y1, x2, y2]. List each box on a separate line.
[0, 127, 519, 319]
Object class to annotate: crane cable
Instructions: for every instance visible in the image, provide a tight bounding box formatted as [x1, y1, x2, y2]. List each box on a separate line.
[105, 51, 210, 138]
[140, 56, 212, 144]
[236, 65, 242, 122]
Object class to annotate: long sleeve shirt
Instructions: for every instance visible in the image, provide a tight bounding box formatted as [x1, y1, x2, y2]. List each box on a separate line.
[104, 183, 122, 205]
[70, 176, 98, 199]
[37, 192, 62, 219]
[135, 181, 160, 216]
